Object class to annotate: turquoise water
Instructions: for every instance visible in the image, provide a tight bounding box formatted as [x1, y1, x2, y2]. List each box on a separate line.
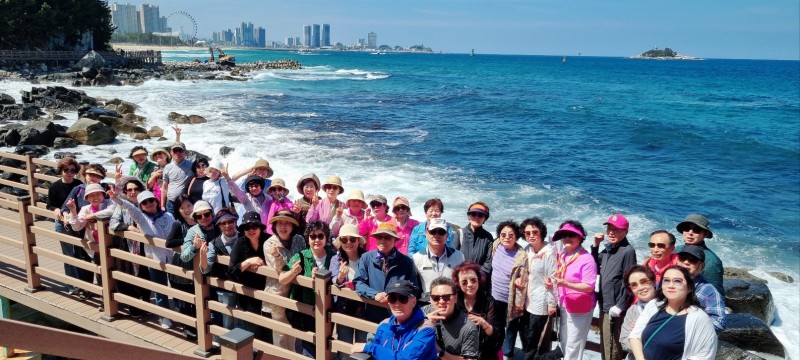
[164, 49, 800, 269]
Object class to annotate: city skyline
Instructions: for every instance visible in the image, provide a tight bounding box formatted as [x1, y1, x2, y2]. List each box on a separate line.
[108, 0, 799, 59]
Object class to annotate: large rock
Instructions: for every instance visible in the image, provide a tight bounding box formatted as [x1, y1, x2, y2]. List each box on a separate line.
[95, 115, 148, 137]
[185, 149, 210, 162]
[74, 51, 106, 69]
[54, 151, 79, 160]
[17, 120, 58, 146]
[78, 106, 119, 120]
[715, 341, 764, 360]
[168, 111, 191, 124]
[0, 104, 41, 120]
[0, 126, 22, 146]
[0, 93, 14, 105]
[115, 101, 138, 115]
[66, 118, 117, 145]
[22, 86, 95, 112]
[724, 277, 775, 325]
[188, 115, 207, 124]
[219, 146, 235, 157]
[14, 145, 49, 157]
[719, 314, 785, 358]
[147, 126, 164, 138]
[53, 137, 79, 149]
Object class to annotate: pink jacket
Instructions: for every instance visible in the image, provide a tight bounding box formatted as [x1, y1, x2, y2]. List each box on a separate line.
[557, 248, 597, 314]
[389, 218, 420, 255]
[261, 197, 294, 234]
[305, 198, 343, 225]
[360, 215, 393, 251]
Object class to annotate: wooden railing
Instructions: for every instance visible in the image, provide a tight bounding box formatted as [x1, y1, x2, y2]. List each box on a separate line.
[0, 150, 600, 359]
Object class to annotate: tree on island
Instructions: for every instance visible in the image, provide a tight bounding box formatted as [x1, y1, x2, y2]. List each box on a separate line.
[641, 47, 678, 58]
[0, 0, 114, 51]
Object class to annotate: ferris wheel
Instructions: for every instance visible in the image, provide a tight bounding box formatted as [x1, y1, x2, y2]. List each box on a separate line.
[165, 11, 197, 43]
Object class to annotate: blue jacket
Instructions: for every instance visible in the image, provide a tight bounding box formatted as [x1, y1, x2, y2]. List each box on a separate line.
[363, 306, 437, 360]
[355, 249, 420, 323]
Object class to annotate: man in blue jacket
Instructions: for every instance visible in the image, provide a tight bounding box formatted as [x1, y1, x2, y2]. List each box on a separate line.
[355, 222, 420, 324]
[351, 280, 437, 360]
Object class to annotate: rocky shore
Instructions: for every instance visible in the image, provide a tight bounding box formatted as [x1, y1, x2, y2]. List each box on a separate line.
[1, 54, 301, 86]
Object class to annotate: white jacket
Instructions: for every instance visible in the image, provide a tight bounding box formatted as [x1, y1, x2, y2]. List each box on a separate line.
[412, 246, 465, 302]
[629, 300, 718, 360]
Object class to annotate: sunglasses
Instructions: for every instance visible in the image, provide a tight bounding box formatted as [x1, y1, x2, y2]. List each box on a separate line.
[308, 233, 326, 241]
[219, 220, 236, 226]
[648, 242, 668, 249]
[126, 187, 140, 193]
[686, 224, 705, 233]
[524, 230, 541, 237]
[247, 183, 262, 188]
[429, 229, 447, 236]
[460, 277, 478, 286]
[243, 225, 261, 231]
[468, 212, 486, 219]
[339, 237, 358, 244]
[387, 294, 409, 304]
[370, 202, 384, 208]
[196, 164, 208, 168]
[393, 206, 409, 212]
[629, 278, 652, 291]
[64, 168, 79, 174]
[430, 294, 453, 303]
[140, 198, 157, 205]
[172, 148, 185, 153]
[374, 235, 394, 242]
[499, 232, 516, 239]
[194, 211, 213, 219]
[678, 253, 700, 264]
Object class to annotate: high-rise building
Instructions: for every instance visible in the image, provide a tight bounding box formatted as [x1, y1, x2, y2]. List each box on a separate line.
[138, 4, 160, 34]
[312, 24, 321, 48]
[322, 24, 331, 47]
[303, 25, 311, 48]
[256, 27, 266, 48]
[367, 32, 377, 49]
[286, 37, 294, 47]
[239, 22, 255, 46]
[159, 16, 170, 33]
[295, 37, 301, 48]
[110, 3, 139, 34]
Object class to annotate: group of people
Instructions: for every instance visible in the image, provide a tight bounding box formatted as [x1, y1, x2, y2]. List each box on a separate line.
[45, 137, 725, 360]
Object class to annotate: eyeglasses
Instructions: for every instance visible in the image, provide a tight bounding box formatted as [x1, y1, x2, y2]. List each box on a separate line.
[662, 277, 686, 288]
[686, 224, 705, 234]
[308, 233, 326, 241]
[648, 242, 668, 249]
[387, 294, 410, 304]
[524, 230, 541, 237]
[430, 294, 453, 303]
[339, 237, 358, 244]
[468, 212, 486, 219]
[429, 229, 447, 236]
[194, 211, 213, 219]
[629, 278, 652, 291]
[499, 232, 516, 239]
[64, 168, 79, 174]
[426, 209, 442, 215]
[140, 198, 157, 205]
[460, 277, 478, 286]
[219, 220, 236, 226]
[125, 187, 140, 193]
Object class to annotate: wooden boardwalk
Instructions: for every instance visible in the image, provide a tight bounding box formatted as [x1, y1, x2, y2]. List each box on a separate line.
[0, 207, 206, 358]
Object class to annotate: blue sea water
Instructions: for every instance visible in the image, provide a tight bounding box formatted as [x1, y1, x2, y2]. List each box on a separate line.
[4, 48, 798, 354]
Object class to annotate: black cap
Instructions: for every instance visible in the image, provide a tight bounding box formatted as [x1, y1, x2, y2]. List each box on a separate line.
[678, 245, 705, 262]
[237, 211, 265, 232]
[387, 280, 417, 298]
[245, 175, 266, 189]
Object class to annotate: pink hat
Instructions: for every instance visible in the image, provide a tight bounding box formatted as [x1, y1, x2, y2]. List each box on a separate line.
[604, 214, 629, 230]
[552, 223, 585, 241]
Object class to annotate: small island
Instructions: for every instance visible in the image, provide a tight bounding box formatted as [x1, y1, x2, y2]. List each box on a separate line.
[629, 47, 702, 60]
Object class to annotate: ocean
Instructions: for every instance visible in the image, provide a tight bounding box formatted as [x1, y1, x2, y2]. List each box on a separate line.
[2, 49, 799, 357]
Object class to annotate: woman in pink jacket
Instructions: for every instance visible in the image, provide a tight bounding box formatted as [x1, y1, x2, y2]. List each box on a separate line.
[261, 178, 293, 234]
[551, 220, 597, 360]
[305, 175, 344, 227]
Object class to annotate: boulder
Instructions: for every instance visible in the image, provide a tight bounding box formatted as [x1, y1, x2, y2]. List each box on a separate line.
[66, 118, 117, 145]
[188, 115, 207, 124]
[14, 145, 49, 157]
[74, 51, 106, 69]
[17, 120, 58, 146]
[0, 186, 27, 197]
[0, 127, 21, 146]
[104, 104, 117, 112]
[79, 106, 119, 120]
[53, 137, 79, 149]
[719, 314, 785, 358]
[724, 277, 775, 325]
[81, 67, 98, 79]
[767, 271, 794, 283]
[53, 151, 79, 160]
[23, 86, 94, 112]
[132, 133, 150, 140]
[108, 157, 124, 164]
[116, 101, 138, 115]
[715, 341, 764, 360]
[0, 93, 14, 105]
[219, 146, 235, 157]
[185, 149, 210, 162]
[168, 111, 191, 124]
[0, 104, 41, 120]
[122, 113, 145, 124]
[147, 126, 164, 138]
[95, 115, 148, 136]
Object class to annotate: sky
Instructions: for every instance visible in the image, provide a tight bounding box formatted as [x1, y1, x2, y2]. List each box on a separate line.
[117, 0, 799, 60]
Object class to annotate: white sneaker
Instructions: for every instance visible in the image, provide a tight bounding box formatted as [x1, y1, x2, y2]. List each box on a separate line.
[160, 317, 173, 329]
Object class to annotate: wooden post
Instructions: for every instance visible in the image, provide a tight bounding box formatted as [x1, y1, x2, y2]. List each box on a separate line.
[1, 296, 15, 358]
[192, 250, 212, 357]
[96, 219, 118, 321]
[23, 154, 38, 205]
[17, 195, 41, 292]
[314, 269, 333, 360]
[218, 328, 253, 360]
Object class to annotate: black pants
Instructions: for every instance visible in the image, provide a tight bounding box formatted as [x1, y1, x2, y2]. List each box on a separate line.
[172, 281, 197, 333]
[522, 313, 553, 360]
[240, 296, 271, 342]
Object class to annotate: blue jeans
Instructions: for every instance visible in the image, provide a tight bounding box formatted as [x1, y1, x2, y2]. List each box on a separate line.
[214, 290, 239, 330]
[148, 267, 170, 309]
[165, 200, 175, 214]
[503, 312, 529, 357]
